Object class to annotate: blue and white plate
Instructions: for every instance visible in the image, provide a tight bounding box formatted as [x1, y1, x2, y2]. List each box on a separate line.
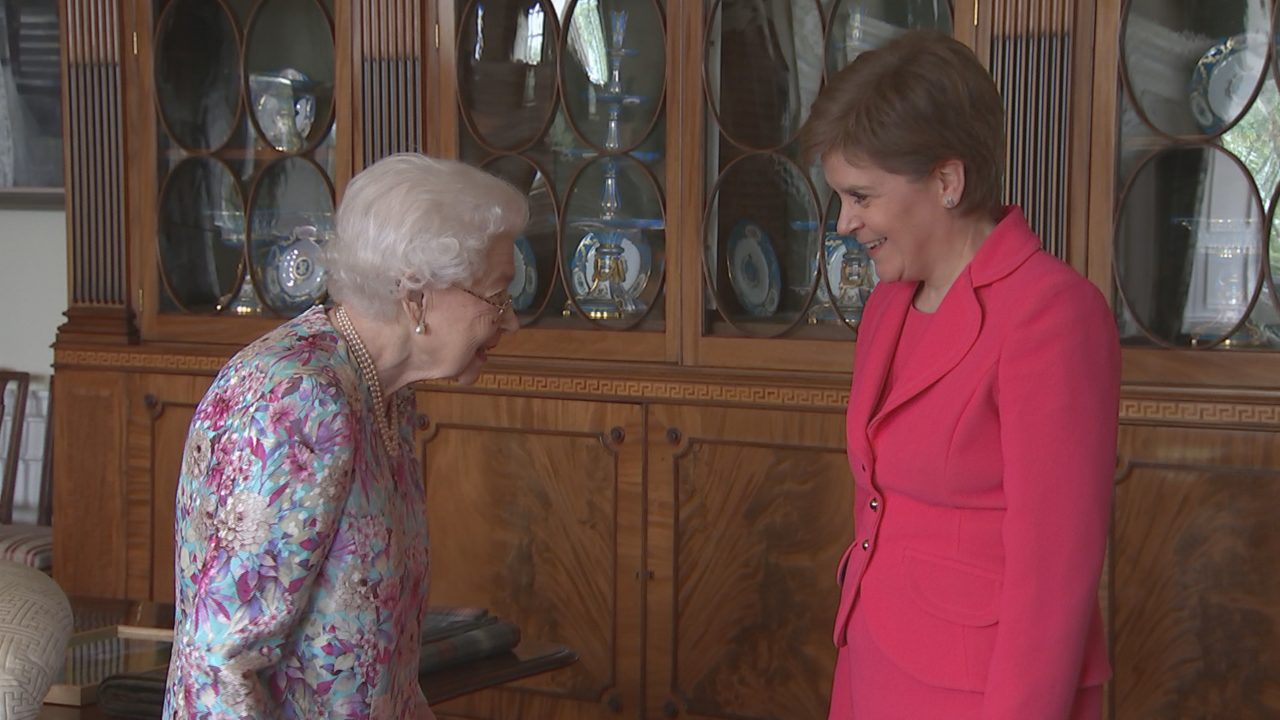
[1189, 34, 1267, 135]
[272, 225, 326, 303]
[569, 231, 652, 299]
[508, 235, 538, 311]
[727, 220, 782, 316]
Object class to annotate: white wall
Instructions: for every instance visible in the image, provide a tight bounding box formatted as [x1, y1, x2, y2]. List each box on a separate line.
[0, 207, 66, 380]
[0, 207, 62, 519]
[0, 381, 48, 523]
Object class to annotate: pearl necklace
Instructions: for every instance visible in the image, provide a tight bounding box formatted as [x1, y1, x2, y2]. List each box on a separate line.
[332, 305, 398, 454]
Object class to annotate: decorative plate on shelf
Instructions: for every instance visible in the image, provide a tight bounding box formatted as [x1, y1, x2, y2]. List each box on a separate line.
[569, 231, 652, 299]
[270, 225, 326, 306]
[727, 220, 782, 316]
[1188, 34, 1266, 135]
[816, 232, 876, 306]
[509, 235, 538, 311]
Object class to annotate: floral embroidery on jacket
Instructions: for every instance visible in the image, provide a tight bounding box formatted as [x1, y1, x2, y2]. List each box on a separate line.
[164, 306, 430, 719]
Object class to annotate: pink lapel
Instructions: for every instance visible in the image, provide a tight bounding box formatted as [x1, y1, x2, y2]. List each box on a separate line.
[847, 282, 913, 464]
[863, 207, 1040, 438]
[867, 273, 982, 436]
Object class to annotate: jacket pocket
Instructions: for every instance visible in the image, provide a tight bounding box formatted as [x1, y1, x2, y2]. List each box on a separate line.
[858, 546, 1003, 691]
[903, 548, 1001, 627]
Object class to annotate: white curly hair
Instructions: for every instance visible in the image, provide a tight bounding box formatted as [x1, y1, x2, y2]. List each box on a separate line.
[323, 153, 529, 321]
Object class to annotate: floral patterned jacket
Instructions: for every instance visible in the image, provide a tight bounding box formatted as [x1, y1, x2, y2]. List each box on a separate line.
[163, 306, 430, 719]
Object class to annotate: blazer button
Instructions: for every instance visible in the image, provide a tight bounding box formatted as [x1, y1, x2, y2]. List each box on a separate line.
[861, 539, 870, 551]
[869, 497, 879, 511]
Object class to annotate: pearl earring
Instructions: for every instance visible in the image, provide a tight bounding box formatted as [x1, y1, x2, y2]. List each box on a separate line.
[943, 196, 957, 209]
[414, 321, 425, 334]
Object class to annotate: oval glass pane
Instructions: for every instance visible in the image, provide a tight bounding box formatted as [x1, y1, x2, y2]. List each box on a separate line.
[1271, 195, 1280, 314]
[1240, 201, 1280, 346]
[562, 154, 665, 325]
[560, 0, 664, 152]
[705, 0, 824, 149]
[1115, 145, 1264, 347]
[158, 158, 245, 312]
[825, 0, 953, 75]
[1220, 66, 1280, 204]
[154, 0, 241, 151]
[482, 155, 559, 321]
[1122, 0, 1270, 138]
[245, 0, 336, 153]
[247, 158, 335, 316]
[814, 193, 876, 328]
[705, 153, 821, 334]
[458, 0, 560, 151]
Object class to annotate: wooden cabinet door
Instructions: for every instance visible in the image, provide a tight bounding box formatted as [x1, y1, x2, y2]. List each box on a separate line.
[1110, 421, 1280, 719]
[53, 370, 130, 597]
[418, 391, 645, 719]
[128, 373, 212, 602]
[646, 404, 852, 720]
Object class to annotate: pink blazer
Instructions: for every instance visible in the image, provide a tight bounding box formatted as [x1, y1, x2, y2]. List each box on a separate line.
[832, 208, 1119, 717]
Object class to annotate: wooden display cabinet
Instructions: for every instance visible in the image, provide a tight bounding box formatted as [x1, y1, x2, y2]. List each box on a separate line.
[1087, 0, 1280, 717]
[50, 0, 1280, 718]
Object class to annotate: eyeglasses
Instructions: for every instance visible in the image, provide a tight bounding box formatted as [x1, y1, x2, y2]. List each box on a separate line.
[459, 286, 514, 320]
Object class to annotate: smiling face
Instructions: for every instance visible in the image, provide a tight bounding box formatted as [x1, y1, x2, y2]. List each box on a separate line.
[416, 236, 519, 385]
[822, 151, 954, 286]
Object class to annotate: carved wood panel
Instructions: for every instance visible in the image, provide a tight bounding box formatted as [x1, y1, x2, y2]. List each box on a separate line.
[52, 371, 128, 596]
[982, 0, 1093, 262]
[419, 391, 645, 719]
[1111, 424, 1280, 719]
[126, 374, 211, 601]
[62, 0, 126, 308]
[352, 0, 425, 168]
[647, 404, 851, 720]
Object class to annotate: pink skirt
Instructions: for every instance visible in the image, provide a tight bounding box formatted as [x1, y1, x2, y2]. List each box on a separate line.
[828, 605, 1102, 720]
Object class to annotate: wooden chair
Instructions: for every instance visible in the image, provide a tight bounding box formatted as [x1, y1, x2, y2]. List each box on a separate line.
[0, 370, 53, 571]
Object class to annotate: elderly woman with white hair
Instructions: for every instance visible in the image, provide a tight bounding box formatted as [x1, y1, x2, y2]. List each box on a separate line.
[163, 153, 528, 720]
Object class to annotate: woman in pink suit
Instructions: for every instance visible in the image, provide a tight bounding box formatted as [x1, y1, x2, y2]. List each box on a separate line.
[802, 32, 1120, 719]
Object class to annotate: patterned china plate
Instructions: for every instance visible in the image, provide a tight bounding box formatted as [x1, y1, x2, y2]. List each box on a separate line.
[271, 225, 326, 305]
[1189, 34, 1267, 135]
[727, 220, 782, 316]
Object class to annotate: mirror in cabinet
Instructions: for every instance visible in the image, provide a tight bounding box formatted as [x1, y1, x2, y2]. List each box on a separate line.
[149, 0, 337, 329]
[1116, 0, 1280, 349]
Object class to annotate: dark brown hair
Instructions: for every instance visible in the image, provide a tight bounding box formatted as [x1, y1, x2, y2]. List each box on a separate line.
[801, 31, 1005, 219]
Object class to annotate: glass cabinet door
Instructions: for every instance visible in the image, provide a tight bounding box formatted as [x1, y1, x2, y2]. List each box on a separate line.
[151, 0, 337, 319]
[700, 0, 951, 342]
[455, 0, 668, 335]
[446, 0, 963, 365]
[1115, 0, 1280, 349]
